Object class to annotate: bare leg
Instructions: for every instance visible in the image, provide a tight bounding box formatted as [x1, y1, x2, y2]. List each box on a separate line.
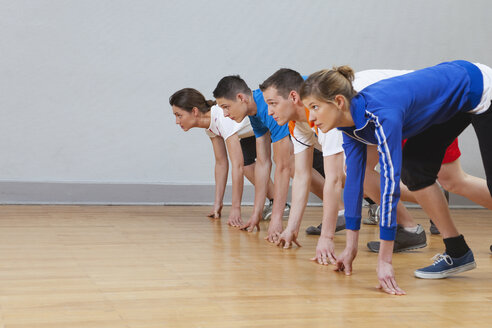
[244, 163, 275, 200]
[400, 158, 492, 209]
[411, 183, 459, 239]
[438, 159, 492, 210]
[363, 167, 415, 228]
[243, 163, 255, 184]
[365, 146, 416, 228]
[399, 183, 418, 203]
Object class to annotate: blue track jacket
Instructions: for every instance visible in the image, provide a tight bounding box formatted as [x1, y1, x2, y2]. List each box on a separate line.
[339, 60, 483, 240]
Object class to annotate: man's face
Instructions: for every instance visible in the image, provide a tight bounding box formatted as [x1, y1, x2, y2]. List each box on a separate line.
[216, 95, 248, 122]
[263, 86, 296, 126]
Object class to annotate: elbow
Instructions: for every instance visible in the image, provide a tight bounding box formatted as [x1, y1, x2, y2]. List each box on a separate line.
[215, 159, 229, 171]
[277, 165, 291, 177]
[216, 159, 228, 168]
[294, 170, 311, 184]
[324, 173, 344, 191]
[232, 163, 244, 176]
[276, 160, 291, 173]
[257, 157, 272, 169]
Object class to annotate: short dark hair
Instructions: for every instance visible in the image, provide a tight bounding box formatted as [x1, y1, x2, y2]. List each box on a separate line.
[259, 68, 304, 98]
[213, 75, 251, 100]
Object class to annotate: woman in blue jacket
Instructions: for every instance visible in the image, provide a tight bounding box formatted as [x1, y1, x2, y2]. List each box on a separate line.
[300, 60, 492, 295]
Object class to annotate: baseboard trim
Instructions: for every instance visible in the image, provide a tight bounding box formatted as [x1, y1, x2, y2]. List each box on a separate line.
[0, 181, 317, 205]
[0, 181, 484, 208]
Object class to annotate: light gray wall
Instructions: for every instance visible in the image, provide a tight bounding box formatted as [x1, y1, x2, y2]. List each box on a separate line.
[0, 0, 490, 204]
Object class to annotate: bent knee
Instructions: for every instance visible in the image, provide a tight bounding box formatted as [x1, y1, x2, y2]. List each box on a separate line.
[437, 173, 465, 194]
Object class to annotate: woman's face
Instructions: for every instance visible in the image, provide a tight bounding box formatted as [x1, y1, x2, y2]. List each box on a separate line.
[302, 96, 341, 133]
[172, 105, 197, 131]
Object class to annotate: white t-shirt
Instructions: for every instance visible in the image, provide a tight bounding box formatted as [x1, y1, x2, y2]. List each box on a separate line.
[353, 69, 414, 91]
[205, 105, 255, 140]
[291, 120, 344, 156]
[469, 63, 492, 115]
[291, 69, 413, 156]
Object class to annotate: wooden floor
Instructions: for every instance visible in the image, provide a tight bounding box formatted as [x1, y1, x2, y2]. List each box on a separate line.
[0, 205, 490, 328]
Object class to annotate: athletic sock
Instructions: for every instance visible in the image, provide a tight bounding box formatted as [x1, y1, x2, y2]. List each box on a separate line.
[404, 225, 420, 233]
[364, 197, 376, 205]
[443, 235, 470, 258]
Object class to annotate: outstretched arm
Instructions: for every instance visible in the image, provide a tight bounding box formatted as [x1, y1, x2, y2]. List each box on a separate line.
[375, 117, 405, 295]
[276, 146, 313, 248]
[240, 132, 272, 232]
[225, 134, 245, 227]
[208, 136, 228, 219]
[312, 152, 344, 264]
[332, 133, 366, 274]
[265, 135, 293, 242]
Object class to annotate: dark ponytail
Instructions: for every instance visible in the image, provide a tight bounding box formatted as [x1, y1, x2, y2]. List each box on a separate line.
[169, 88, 215, 113]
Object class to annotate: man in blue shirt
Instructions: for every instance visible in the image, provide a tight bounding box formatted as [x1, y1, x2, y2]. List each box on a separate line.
[213, 75, 325, 242]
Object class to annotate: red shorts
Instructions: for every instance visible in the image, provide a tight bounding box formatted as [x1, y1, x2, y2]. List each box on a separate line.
[402, 138, 461, 164]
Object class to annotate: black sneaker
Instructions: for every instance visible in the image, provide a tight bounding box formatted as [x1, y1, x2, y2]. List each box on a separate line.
[429, 220, 440, 235]
[305, 215, 346, 235]
[366, 224, 427, 253]
[306, 223, 322, 235]
[335, 215, 346, 232]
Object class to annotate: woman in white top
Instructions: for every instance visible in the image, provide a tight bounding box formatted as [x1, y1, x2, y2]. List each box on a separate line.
[170, 88, 274, 226]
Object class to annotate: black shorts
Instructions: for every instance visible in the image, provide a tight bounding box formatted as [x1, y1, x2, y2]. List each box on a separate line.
[401, 102, 492, 196]
[240, 136, 257, 166]
[313, 148, 325, 178]
[241, 136, 328, 178]
[470, 103, 492, 195]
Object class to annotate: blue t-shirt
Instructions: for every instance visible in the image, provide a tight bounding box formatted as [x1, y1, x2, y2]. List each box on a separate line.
[248, 89, 290, 143]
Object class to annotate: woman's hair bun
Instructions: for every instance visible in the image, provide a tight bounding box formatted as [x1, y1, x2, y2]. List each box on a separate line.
[334, 65, 355, 82]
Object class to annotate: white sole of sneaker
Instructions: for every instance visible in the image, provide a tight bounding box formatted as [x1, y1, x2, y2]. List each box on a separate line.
[362, 219, 378, 225]
[367, 242, 427, 253]
[263, 208, 289, 220]
[394, 242, 427, 253]
[414, 261, 477, 279]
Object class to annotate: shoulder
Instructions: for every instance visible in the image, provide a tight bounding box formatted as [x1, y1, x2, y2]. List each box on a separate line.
[253, 89, 268, 115]
[354, 69, 414, 92]
[210, 105, 224, 119]
[205, 129, 216, 138]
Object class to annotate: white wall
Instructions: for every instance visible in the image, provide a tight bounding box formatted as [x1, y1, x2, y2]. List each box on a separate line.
[0, 0, 490, 202]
